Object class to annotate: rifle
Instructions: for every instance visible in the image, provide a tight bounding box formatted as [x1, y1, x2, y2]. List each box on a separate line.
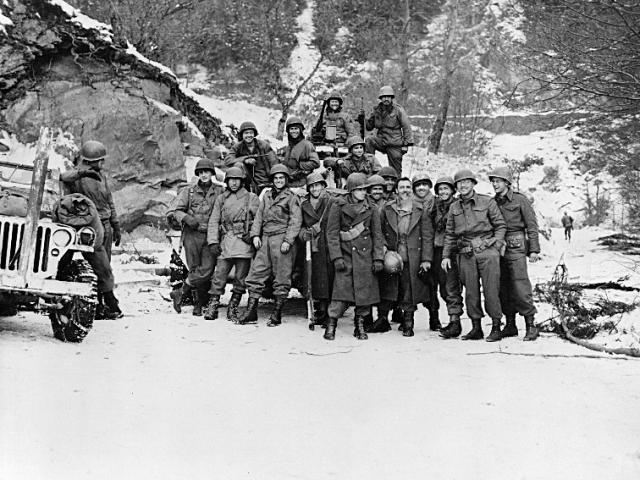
[358, 96, 365, 139]
[305, 240, 315, 331]
[311, 99, 328, 143]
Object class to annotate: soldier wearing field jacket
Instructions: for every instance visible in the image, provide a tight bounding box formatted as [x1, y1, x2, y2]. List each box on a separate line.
[489, 167, 540, 341]
[278, 116, 320, 188]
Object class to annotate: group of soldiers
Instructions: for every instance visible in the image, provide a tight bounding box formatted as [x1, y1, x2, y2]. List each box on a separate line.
[164, 85, 542, 342]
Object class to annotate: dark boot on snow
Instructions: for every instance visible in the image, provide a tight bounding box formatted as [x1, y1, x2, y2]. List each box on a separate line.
[523, 315, 539, 341]
[95, 291, 106, 320]
[402, 311, 415, 337]
[353, 315, 368, 340]
[324, 317, 338, 340]
[170, 283, 190, 314]
[314, 300, 329, 327]
[204, 294, 220, 320]
[102, 291, 123, 319]
[191, 290, 204, 316]
[429, 309, 442, 331]
[267, 296, 286, 327]
[226, 292, 242, 322]
[461, 318, 484, 340]
[369, 308, 391, 333]
[501, 314, 518, 337]
[486, 318, 503, 342]
[440, 314, 462, 339]
[391, 307, 403, 324]
[237, 297, 259, 324]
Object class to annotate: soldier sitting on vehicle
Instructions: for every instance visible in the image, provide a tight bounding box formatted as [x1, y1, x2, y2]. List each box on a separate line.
[224, 121, 277, 194]
[331, 136, 381, 181]
[312, 91, 358, 145]
[278, 117, 320, 188]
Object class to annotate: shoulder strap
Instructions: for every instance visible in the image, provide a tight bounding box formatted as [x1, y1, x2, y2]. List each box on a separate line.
[243, 191, 251, 235]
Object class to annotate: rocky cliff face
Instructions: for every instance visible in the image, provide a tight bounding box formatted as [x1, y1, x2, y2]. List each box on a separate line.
[0, 0, 224, 229]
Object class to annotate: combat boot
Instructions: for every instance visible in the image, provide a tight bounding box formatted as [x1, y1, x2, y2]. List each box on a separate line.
[402, 311, 415, 337]
[204, 294, 220, 320]
[486, 318, 503, 342]
[237, 297, 259, 324]
[353, 315, 368, 340]
[461, 319, 484, 340]
[324, 317, 338, 340]
[102, 291, 124, 319]
[95, 291, 106, 320]
[226, 292, 242, 322]
[523, 315, 539, 341]
[440, 314, 462, 339]
[369, 308, 391, 333]
[429, 309, 442, 331]
[192, 290, 203, 316]
[170, 283, 190, 314]
[501, 314, 518, 337]
[314, 300, 329, 328]
[391, 307, 403, 324]
[267, 296, 286, 327]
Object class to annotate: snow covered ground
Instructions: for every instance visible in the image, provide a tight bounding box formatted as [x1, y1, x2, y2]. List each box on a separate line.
[1, 227, 639, 480]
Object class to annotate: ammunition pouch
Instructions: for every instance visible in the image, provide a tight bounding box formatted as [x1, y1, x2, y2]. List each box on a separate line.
[506, 232, 524, 249]
[457, 236, 496, 256]
[339, 222, 365, 242]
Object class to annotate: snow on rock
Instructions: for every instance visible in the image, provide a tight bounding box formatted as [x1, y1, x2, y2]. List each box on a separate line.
[47, 0, 112, 40]
[0, 129, 75, 172]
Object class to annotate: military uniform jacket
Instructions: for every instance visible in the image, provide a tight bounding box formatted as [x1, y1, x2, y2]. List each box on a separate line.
[379, 199, 434, 305]
[443, 192, 506, 259]
[280, 137, 320, 187]
[365, 102, 413, 147]
[495, 189, 540, 254]
[60, 168, 118, 224]
[168, 181, 222, 232]
[299, 192, 334, 299]
[323, 109, 357, 143]
[337, 153, 381, 179]
[250, 187, 302, 245]
[326, 195, 384, 305]
[432, 196, 455, 247]
[224, 139, 277, 188]
[207, 187, 260, 259]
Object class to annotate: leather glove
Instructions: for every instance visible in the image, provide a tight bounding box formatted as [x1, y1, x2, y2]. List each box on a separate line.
[111, 222, 121, 247]
[372, 260, 383, 273]
[183, 215, 199, 230]
[209, 243, 222, 257]
[280, 241, 291, 254]
[79, 169, 101, 181]
[334, 259, 347, 271]
[300, 228, 313, 242]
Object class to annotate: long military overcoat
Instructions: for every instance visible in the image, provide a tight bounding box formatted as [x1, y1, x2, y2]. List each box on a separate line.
[326, 195, 384, 305]
[379, 200, 434, 305]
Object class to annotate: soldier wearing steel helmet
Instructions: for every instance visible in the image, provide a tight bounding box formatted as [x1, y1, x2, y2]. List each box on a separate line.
[378, 165, 399, 202]
[277, 116, 320, 187]
[324, 173, 384, 341]
[366, 174, 387, 210]
[298, 172, 335, 327]
[334, 136, 382, 180]
[489, 166, 541, 341]
[319, 91, 358, 144]
[237, 164, 302, 326]
[166, 158, 224, 316]
[364, 85, 414, 176]
[60, 140, 123, 319]
[441, 169, 506, 341]
[376, 177, 434, 337]
[203, 167, 260, 322]
[431, 176, 464, 336]
[224, 121, 277, 194]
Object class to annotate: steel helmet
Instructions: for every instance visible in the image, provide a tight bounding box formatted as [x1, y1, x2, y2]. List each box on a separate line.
[488, 166, 513, 185]
[194, 158, 216, 174]
[305, 171, 327, 188]
[79, 140, 107, 162]
[412, 173, 432, 190]
[269, 164, 291, 179]
[346, 136, 366, 151]
[366, 174, 386, 189]
[434, 176, 456, 193]
[326, 91, 343, 105]
[453, 169, 477, 185]
[379, 166, 399, 179]
[383, 250, 403, 274]
[224, 166, 245, 181]
[285, 116, 305, 131]
[238, 121, 258, 139]
[378, 85, 395, 98]
[346, 172, 368, 192]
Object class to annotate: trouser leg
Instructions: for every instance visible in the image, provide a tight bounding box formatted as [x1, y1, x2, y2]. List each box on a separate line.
[504, 255, 537, 317]
[82, 246, 114, 293]
[458, 254, 484, 319]
[209, 258, 233, 296]
[386, 147, 404, 177]
[102, 220, 113, 261]
[476, 248, 503, 320]
[244, 237, 273, 298]
[271, 234, 295, 298]
[230, 258, 251, 295]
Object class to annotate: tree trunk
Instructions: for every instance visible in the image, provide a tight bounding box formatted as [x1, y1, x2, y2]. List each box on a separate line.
[276, 105, 289, 141]
[397, 0, 411, 107]
[428, 73, 452, 154]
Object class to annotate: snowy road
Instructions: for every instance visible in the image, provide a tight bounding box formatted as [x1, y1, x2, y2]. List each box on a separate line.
[2, 229, 640, 480]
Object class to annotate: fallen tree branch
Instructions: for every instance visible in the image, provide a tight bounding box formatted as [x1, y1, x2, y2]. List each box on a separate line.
[468, 351, 636, 361]
[561, 317, 640, 357]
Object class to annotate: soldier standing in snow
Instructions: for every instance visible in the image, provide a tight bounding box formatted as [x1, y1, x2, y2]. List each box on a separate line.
[60, 140, 123, 319]
[364, 86, 413, 176]
[441, 169, 506, 341]
[489, 167, 540, 341]
[204, 167, 259, 322]
[166, 158, 223, 316]
[561, 212, 574, 241]
[278, 117, 320, 188]
[324, 173, 385, 341]
[224, 121, 277, 194]
[237, 164, 302, 326]
[299, 172, 335, 327]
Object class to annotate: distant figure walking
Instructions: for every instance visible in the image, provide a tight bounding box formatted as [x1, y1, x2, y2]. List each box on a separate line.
[561, 212, 574, 241]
